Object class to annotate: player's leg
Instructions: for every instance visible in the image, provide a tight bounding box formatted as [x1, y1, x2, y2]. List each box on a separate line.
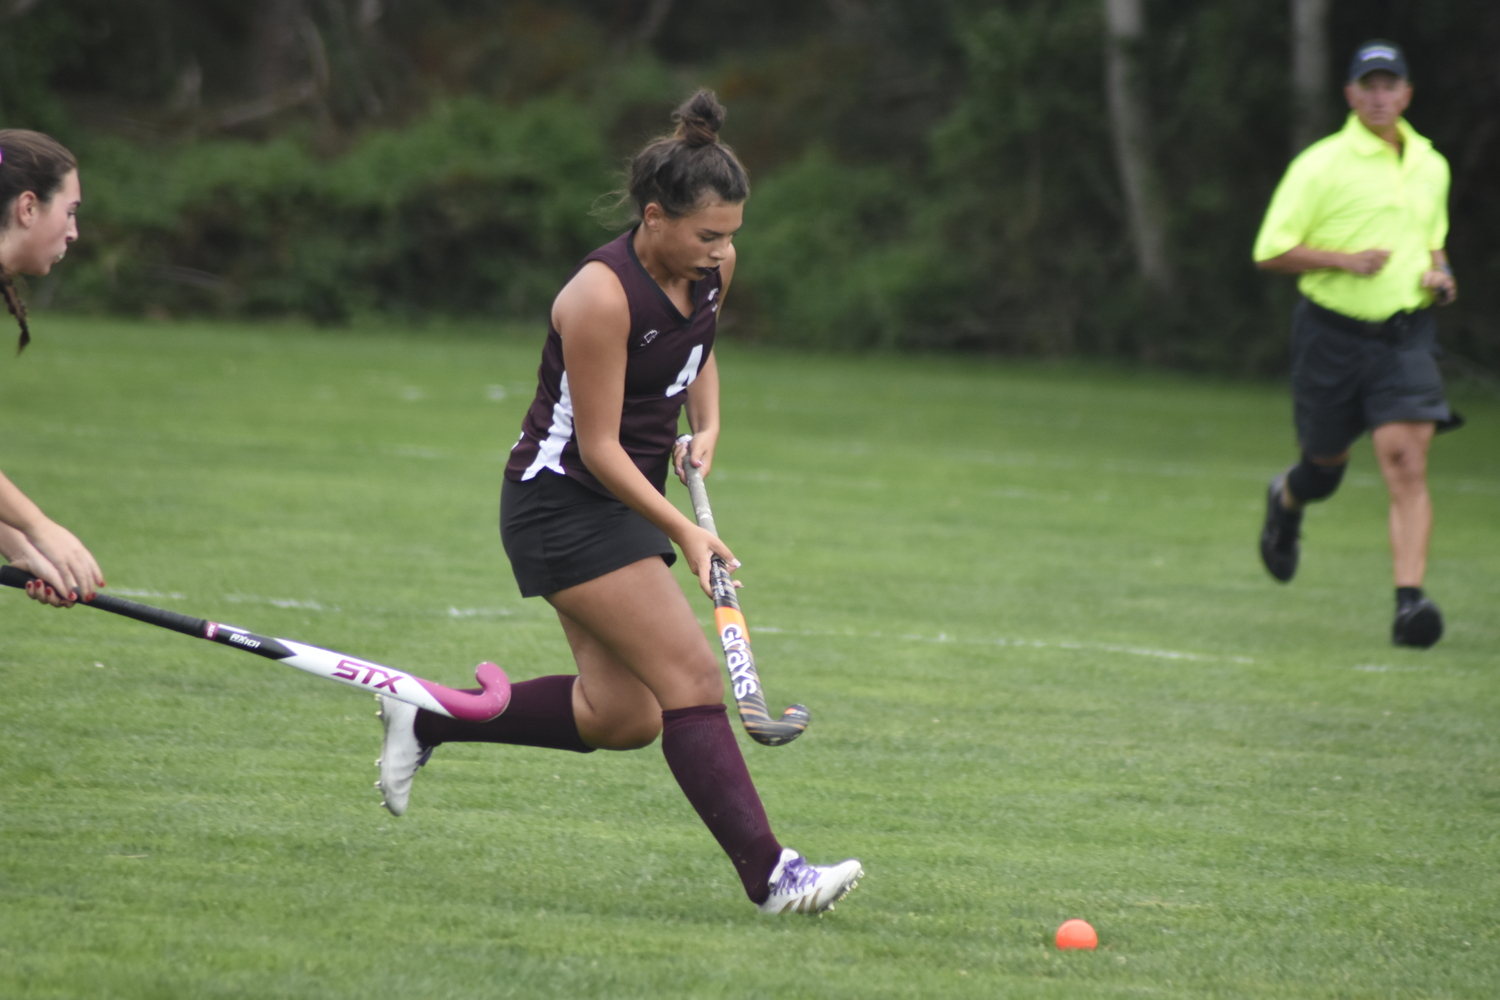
[546, 557, 785, 903]
[1373, 421, 1435, 586]
[408, 573, 684, 756]
[375, 558, 704, 814]
[550, 557, 860, 912]
[1373, 420, 1443, 646]
[1261, 301, 1362, 582]
[553, 610, 664, 749]
[1364, 309, 1450, 647]
[548, 554, 724, 716]
[388, 576, 686, 791]
[374, 567, 669, 817]
[380, 535, 860, 908]
[1279, 449, 1351, 511]
[376, 665, 598, 815]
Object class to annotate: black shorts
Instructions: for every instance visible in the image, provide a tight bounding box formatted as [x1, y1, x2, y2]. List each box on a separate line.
[500, 470, 676, 598]
[1289, 298, 1452, 458]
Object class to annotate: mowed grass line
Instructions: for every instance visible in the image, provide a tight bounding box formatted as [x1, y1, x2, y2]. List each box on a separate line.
[1, 317, 1495, 999]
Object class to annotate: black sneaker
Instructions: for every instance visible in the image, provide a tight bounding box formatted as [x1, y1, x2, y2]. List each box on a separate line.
[1259, 475, 1302, 582]
[1392, 597, 1443, 648]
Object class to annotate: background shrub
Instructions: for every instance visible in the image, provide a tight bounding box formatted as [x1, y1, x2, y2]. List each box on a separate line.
[53, 97, 612, 324]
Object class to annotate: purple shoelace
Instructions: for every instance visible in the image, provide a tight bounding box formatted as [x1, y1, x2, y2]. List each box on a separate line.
[772, 856, 817, 893]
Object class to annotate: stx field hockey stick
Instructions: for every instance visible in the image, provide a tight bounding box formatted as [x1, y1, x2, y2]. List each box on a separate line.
[0, 566, 510, 721]
[676, 435, 810, 746]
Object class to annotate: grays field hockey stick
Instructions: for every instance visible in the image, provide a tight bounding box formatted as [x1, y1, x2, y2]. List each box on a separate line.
[0, 566, 510, 721]
[676, 435, 809, 746]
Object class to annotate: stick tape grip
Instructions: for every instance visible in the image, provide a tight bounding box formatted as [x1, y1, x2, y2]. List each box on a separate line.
[1, 565, 207, 637]
[0, 565, 37, 590]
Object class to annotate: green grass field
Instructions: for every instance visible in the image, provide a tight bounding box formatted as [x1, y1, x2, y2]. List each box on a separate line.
[2, 317, 1496, 999]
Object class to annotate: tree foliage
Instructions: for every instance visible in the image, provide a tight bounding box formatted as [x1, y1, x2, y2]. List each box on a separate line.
[1, 0, 1494, 372]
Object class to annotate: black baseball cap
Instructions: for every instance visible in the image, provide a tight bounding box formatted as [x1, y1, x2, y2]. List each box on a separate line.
[1348, 40, 1409, 81]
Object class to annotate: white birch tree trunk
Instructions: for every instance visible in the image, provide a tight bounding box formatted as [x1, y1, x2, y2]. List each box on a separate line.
[1290, 0, 1332, 154]
[1102, 0, 1174, 295]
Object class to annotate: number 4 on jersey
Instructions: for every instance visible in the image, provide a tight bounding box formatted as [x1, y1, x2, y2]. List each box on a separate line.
[665, 345, 704, 397]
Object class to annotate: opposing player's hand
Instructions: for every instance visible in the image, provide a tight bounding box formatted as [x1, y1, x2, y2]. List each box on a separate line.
[6, 545, 78, 607]
[1420, 268, 1457, 305]
[1342, 249, 1392, 275]
[22, 519, 104, 605]
[679, 523, 740, 599]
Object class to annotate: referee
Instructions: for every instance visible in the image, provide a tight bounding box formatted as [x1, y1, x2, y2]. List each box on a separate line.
[1253, 40, 1459, 648]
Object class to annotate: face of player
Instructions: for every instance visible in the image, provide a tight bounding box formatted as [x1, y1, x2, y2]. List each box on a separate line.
[1344, 71, 1412, 136]
[1, 169, 81, 277]
[641, 197, 743, 282]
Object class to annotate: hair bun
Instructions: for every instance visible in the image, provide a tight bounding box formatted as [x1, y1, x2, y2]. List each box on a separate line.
[672, 89, 726, 148]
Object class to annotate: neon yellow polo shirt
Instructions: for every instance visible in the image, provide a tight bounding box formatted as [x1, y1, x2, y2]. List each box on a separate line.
[1253, 112, 1449, 320]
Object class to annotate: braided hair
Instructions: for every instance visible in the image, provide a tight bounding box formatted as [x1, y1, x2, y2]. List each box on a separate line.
[626, 90, 749, 220]
[0, 130, 78, 353]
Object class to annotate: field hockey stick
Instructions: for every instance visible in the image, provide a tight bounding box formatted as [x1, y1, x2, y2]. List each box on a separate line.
[0, 566, 510, 721]
[676, 435, 809, 746]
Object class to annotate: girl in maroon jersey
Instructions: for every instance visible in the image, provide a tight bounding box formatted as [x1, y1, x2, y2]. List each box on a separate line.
[0, 130, 105, 609]
[374, 91, 861, 915]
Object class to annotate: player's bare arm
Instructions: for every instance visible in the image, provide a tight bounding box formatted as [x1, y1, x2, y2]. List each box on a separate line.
[0, 447, 102, 608]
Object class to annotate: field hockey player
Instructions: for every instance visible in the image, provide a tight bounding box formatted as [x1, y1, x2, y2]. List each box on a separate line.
[0, 130, 105, 610]
[373, 90, 861, 915]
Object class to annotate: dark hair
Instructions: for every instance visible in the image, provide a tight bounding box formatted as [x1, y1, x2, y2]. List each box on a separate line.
[626, 90, 749, 221]
[0, 129, 78, 353]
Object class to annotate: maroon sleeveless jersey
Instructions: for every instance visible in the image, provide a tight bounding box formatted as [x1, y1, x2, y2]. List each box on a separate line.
[505, 228, 722, 496]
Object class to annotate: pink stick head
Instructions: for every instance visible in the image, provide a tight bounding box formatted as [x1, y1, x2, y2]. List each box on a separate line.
[416, 661, 511, 721]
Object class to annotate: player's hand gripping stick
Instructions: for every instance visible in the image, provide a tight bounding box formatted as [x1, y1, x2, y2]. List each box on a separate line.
[0, 565, 510, 721]
[676, 435, 810, 747]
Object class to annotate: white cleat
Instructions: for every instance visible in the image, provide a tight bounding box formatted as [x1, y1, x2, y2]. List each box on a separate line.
[757, 848, 863, 915]
[375, 695, 432, 817]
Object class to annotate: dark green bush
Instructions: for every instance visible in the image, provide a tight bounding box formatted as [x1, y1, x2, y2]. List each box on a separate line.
[13, 0, 1494, 374]
[733, 150, 953, 350]
[56, 96, 613, 324]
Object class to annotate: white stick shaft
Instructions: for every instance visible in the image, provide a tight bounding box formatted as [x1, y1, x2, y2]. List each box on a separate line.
[276, 639, 453, 715]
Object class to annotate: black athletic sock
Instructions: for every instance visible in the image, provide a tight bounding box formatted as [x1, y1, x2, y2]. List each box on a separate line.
[1396, 586, 1423, 611]
[413, 674, 594, 752]
[661, 704, 783, 904]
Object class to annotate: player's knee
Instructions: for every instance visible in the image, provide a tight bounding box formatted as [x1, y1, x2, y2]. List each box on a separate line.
[1380, 443, 1427, 479]
[593, 716, 662, 751]
[682, 661, 725, 706]
[1286, 454, 1347, 504]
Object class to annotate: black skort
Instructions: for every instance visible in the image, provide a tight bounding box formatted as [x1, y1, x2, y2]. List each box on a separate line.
[1290, 297, 1454, 458]
[500, 470, 676, 598]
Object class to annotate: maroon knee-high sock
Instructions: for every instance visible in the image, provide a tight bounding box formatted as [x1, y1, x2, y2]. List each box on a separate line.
[414, 674, 593, 753]
[661, 704, 783, 904]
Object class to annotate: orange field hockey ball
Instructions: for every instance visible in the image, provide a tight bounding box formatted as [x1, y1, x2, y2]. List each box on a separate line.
[1055, 919, 1098, 950]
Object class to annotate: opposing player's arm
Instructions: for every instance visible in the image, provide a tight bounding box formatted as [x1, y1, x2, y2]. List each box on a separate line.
[0, 471, 102, 605]
[555, 262, 737, 595]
